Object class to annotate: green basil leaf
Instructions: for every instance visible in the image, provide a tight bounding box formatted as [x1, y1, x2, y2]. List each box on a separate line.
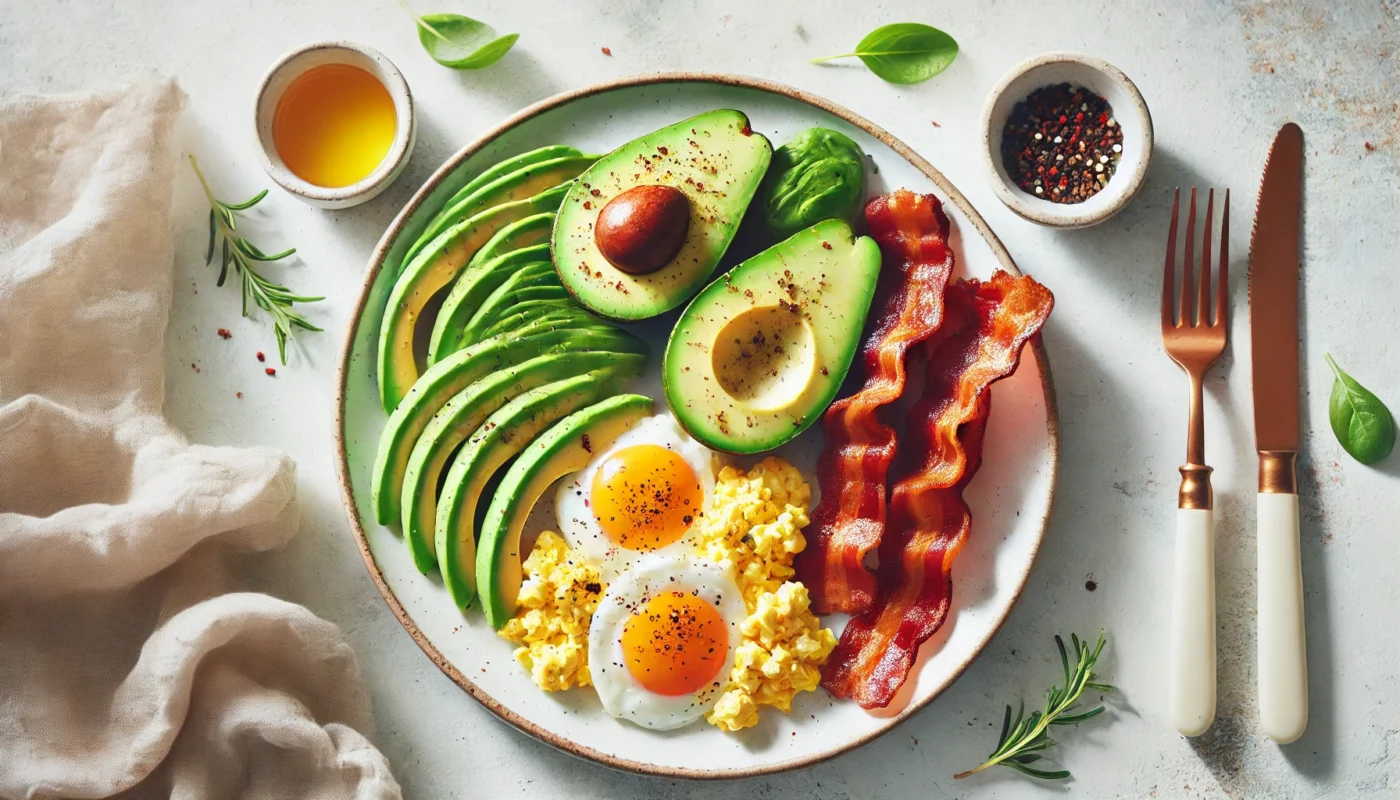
[415, 13, 518, 70]
[1326, 353, 1396, 465]
[811, 23, 958, 85]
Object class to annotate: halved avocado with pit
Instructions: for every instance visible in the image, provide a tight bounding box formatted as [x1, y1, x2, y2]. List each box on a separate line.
[551, 109, 772, 320]
[435, 367, 641, 611]
[477, 394, 652, 628]
[377, 183, 571, 412]
[370, 322, 642, 525]
[663, 219, 881, 453]
[400, 350, 644, 573]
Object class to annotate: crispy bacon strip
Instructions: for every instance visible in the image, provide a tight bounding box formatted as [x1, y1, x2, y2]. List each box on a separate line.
[795, 190, 956, 615]
[822, 270, 1054, 708]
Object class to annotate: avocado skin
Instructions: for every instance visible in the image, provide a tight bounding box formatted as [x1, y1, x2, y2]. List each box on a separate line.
[370, 322, 645, 526]
[476, 394, 653, 628]
[435, 364, 644, 611]
[552, 109, 773, 321]
[662, 219, 881, 454]
[400, 349, 643, 573]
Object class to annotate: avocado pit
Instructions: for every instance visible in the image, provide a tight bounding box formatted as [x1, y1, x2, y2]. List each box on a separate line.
[594, 184, 690, 275]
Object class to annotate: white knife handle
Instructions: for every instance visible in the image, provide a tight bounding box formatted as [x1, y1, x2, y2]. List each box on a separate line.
[1258, 490, 1307, 743]
[1169, 507, 1216, 736]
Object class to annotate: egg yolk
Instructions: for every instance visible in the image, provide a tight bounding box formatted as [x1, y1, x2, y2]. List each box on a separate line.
[621, 591, 728, 696]
[590, 445, 701, 551]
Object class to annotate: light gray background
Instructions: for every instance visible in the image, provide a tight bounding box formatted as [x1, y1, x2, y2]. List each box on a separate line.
[4, 1, 1398, 797]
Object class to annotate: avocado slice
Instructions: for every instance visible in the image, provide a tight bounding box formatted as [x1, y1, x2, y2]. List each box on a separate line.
[457, 261, 560, 349]
[401, 351, 645, 572]
[378, 183, 572, 412]
[477, 394, 653, 628]
[480, 305, 600, 341]
[406, 154, 595, 266]
[436, 367, 642, 610]
[370, 322, 643, 525]
[663, 219, 881, 453]
[427, 243, 552, 365]
[552, 109, 772, 320]
[444, 145, 583, 218]
[468, 212, 556, 269]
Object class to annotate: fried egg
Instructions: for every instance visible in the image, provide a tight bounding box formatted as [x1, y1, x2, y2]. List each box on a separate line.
[589, 555, 745, 730]
[555, 413, 714, 580]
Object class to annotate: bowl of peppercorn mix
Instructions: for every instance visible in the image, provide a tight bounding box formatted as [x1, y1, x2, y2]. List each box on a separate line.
[981, 52, 1153, 228]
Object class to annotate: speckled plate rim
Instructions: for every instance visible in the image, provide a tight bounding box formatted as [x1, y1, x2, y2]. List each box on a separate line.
[333, 71, 1061, 781]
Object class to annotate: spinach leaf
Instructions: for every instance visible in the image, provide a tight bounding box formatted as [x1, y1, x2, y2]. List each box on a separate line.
[400, 3, 518, 70]
[1326, 353, 1395, 465]
[811, 23, 958, 85]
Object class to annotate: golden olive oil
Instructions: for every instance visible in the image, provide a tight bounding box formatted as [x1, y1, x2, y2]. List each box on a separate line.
[273, 64, 396, 189]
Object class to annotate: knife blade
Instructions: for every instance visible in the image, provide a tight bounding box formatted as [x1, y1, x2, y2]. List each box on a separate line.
[1249, 122, 1307, 745]
[1250, 122, 1304, 454]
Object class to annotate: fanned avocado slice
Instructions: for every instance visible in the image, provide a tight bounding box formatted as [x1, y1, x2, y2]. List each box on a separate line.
[436, 366, 643, 611]
[457, 262, 559, 349]
[468, 212, 556, 269]
[406, 154, 595, 265]
[552, 109, 772, 320]
[427, 243, 552, 366]
[401, 350, 645, 573]
[477, 394, 653, 628]
[442, 145, 583, 219]
[663, 219, 880, 453]
[480, 305, 601, 341]
[370, 322, 643, 525]
[378, 183, 571, 412]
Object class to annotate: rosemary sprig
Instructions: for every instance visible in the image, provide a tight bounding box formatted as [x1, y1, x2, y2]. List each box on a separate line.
[189, 155, 323, 365]
[954, 631, 1113, 781]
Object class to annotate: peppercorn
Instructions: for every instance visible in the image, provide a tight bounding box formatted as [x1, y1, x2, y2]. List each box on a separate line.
[1000, 83, 1124, 204]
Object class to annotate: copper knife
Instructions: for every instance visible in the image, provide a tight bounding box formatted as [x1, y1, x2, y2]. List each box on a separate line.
[1249, 122, 1307, 744]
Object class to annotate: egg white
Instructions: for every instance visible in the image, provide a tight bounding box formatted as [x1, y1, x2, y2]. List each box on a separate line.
[554, 413, 715, 580]
[588, 555, 745, 730]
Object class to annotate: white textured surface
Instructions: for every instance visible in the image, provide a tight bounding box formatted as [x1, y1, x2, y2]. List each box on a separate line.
[4, 1, 1399, 796]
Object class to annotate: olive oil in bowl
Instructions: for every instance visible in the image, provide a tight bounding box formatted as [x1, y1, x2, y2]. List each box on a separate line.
[273, 63, 397, 189]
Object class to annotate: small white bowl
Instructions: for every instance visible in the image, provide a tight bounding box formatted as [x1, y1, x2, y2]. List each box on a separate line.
[253, 41, 416, 209]
[981, 53, 1153, 228]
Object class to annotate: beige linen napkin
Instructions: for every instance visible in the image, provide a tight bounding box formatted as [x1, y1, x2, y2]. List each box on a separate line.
[0, 81, 400, 799]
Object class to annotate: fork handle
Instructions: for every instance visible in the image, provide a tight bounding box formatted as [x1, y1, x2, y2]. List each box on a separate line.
[1169, 507, 1216, 736]
[1258, 489, 1308, 743]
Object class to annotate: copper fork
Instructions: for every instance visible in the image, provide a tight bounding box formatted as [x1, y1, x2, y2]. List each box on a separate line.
[1162, 187, 1229, 737]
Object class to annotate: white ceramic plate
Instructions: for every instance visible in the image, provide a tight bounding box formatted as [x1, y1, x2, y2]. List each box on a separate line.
[335, 73, 1059, 779]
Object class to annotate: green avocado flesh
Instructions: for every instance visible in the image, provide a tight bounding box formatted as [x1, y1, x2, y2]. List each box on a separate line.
[435, 367, 641, 611]
[469, 212, 555, 268]
[406, 154, 595, 266]
[552, 109, 772, 320]
[377, 183, 572, 412]
[444, 146, 582, 219]
[481, 305, 599, 341]
[401, 350, 645, 573]
[457, 262, 561, 349]
[663, 219, 881, 453]
[370, 323, 644, 526]
[477, 394, 652, 628]
[427, 244, 552, 365]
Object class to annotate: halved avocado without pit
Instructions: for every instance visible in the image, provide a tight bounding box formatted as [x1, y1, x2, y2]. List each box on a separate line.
[378, 182, 572, 412]
[401, 350, 645, 573]
[552, 109, 773, 320]
[370, 322, 644, 526]
[436, 367, 642, 611]
[477, 394, 652, 628]
[663, 218, 881, 453]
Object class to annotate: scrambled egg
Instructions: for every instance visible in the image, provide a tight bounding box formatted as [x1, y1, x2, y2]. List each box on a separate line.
[499, 531, 604, 692]
[696, 458, 839, 732]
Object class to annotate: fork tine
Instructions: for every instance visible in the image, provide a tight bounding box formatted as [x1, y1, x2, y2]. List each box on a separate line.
[1198, 189, 1214, 328]
[1216, 189, 1230, 328]
[1181, 188, 1197, 326]
[1162, 187, 1180, 331]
